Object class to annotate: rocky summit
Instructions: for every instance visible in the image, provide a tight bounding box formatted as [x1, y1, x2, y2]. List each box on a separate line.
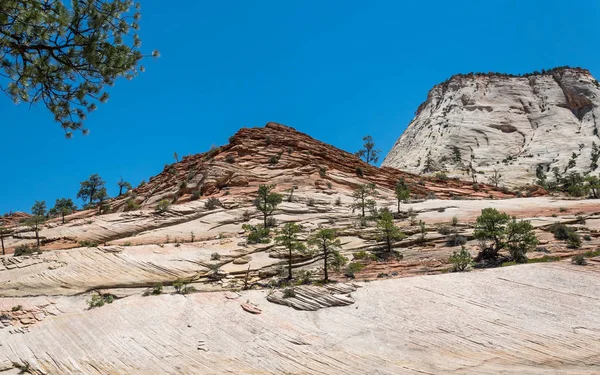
[383, 67, 600, 186]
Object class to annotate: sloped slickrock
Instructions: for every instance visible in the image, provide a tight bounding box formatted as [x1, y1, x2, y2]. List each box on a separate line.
[383, 67, 600, 186]
[1, 263, 599, 374]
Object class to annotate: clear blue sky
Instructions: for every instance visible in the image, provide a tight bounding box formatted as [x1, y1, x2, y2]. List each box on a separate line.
[2, 0, 600, 214]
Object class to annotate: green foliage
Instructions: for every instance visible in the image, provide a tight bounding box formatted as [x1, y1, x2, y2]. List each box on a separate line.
[77, 174, 106, 205]
[78, 240, 98, 247]
[452, 146, 462, 163]
[355, 135, 380, 165]
[13, 244, 36, 256]
[269, 155, 279, 165]
[282, 287, 296, 298]
[242, 224, 271, 244]
[548, 223, 575, 240]
[451, 216, 459, 226]
[434, 172, 448, 181]
[355, 166, 364, 177]
[334, 197, 342, 206]
[474, 208, 538, 263]
[0, 0, 156, 135]
[449, 246, 472, 272]
[395, 178, 410, 213]
[49, 198, 77, 223]
[173, 279, 195, 294]
[204, 197, 221, 210]
[572, 254, 587, 265]
[22, 213, 45, 247]
[306, 198, 316, 207]
[254, 184, 283, 227]
[117, 177, 132, 196]
[351, 184, 376, 218]
[275, 222, 307, 280]
[307, 228, 347, 281]
[124, 197, 140, 211]
[319, 166, 327, 177]
[344, 262, 364, 278]
[591, 142, 600, 171]
[567, 231, 581, 248]
[144, 283, 163, 296]
[87, 293, 115, 309]
[487, 169, 502, 188]
[31, 200, 47, 217]
[155, 199, 171, 213]
[353, 250, 377, 261]
[506, 219, 539, 263]
[191, 190, 202, 201]
[376, 211, 405, 253]
[11, 305, 22, 312]
[225, 154, 236, 163]
[446, 234, 467, 247]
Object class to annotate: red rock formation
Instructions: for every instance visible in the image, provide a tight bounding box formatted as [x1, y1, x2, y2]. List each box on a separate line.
[109, 122, 516, 211]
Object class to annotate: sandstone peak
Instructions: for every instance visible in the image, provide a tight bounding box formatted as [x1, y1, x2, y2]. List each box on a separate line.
[383, 66, 600, 186]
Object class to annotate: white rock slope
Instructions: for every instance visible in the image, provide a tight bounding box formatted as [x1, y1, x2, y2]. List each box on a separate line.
[383, 67, 600, 186]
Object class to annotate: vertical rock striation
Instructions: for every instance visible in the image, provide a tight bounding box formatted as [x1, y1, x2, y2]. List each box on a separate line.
[382, 67, 600, 186]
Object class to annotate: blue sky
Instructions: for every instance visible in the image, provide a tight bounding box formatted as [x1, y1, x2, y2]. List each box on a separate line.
[2, 0, 600, 214]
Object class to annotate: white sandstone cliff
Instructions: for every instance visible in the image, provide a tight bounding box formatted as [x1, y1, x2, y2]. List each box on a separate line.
[382, 67, 600, 186]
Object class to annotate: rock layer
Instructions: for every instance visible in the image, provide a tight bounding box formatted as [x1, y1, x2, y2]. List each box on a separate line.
[382, 67, 600, 186]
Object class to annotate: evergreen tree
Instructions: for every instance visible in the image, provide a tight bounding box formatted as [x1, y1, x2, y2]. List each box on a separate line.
[376, 211, 405, 253]
[307, 228, 346, 282]
[0, 0, 158, 136]
[254, 184, 283, 227]
[117, 177, 132, 196]
[77, 174, 105, 206]
[351, 184, 376, 217]
[49, 198, 77, 224]
[0, 223, 9, 255]
[395, 179, 410, 213]
[275, 223, 306, 280]
[355, 135, 381, 165]
[23, 201, 47, 247]
[31, 200, 47, 217]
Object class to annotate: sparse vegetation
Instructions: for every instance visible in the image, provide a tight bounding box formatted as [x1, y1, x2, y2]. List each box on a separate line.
[449, 246, 472, 272]
[275, 223, 307, 280]
[376, 211, 405, 254]
[191, 190, 202, 201]
[319, 166, 327, 177]
[225, 154, 236, 163]
[210, 252, 221, 260]
[395, 178, 410, 213]
[242, 224, 271, 244]
[572, 254, 587, 265]
[307, 228, 347, 282]
[87, 293, 115, 309]
[355, 135, 380, 165]
[204, 197, 222, 210]
[355, 167, 364, 177]
[351, 184, 377, 218]
[155, 199, 171, 213]
[254, 185, 283, 227]
[344, 262, 364, 278]
[334, 197, 342, 206]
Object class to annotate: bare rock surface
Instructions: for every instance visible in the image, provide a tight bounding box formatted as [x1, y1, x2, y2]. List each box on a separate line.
[383, 67, 600, 186]
[0, 263, 599, 374]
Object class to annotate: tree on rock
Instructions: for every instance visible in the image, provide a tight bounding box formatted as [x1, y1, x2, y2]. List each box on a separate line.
[351, 184, 376, 217]
[23, 201, 47, 247]
[49, 198, 77, 224]
[395, 179, 410, 213]
[254, 185, 282, 227]
[77, 174, 105, 206]
[0, 223, 9, 255]
[376, 211, 405, 255]
[117, 177, 132, 196]
[275, 223, 306, 280]
[307, 228, 347, 282]
[0, 0, 158, 137]
[487, 169, 502, 188]
[474, 208, 538, 263]
[356, 135, 381, 165]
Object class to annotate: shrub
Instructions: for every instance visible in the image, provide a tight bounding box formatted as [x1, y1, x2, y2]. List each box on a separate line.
[437, 226, 454, 235]
[472, 183, 480, 191]
[306, 198, 316, 207]
[282, 287, 296, 298]
[353, 250, 377, 261]
[559, 207, 567, 212]
[242, 210, 251, 221]
[548, 223, 567, 238]
[78, 240, 98, 247]
[344, 262, 364, 278]
[173, 279, 195, 294]
[451, 216, 459, 226]
[144, 283, 163, 296]
[204, 197, 222, 210]
[190, 190, 202, 201]
[446, 234, 467, 247]
[242, 224, 271, 244]
[449, 246, 472, 272]
[327, 182, 333, 189]
[584, 234, 592, 241]
[87, 293, 115, 309]
[434, 172, 448, 181]
[210, 252, 221, 260]
[567, 231, 581, 248]
[319, 167, 327, 177]
[269, 155, 279, 165]
[334, 197, 342, 206]
[11, 305, 22, 312]
[155, 199, 171, 213]
[225, 154, 235, 163]
[572, 254, 587, 265]
[179, 181, 187, 189]
[124, 198, 140, 211]
[266, 217, 277, 227]
[13, 244, 36, 256]
[576, 215, 586, 224]
[355, 167, 364, 177]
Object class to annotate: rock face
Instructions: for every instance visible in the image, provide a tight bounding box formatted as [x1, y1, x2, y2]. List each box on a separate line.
[382, 67, 600, 186]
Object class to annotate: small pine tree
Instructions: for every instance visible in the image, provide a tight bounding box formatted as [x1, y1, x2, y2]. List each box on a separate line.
[275, 223, 306, 280]
[355, 135, 381, 165]
[307, 228, 347, 282]
[395, 179, 410, 213]
[376, 211, 406, 253]
[117, 177, 132, 196]
[254, 185, 283, 227]
[351, 184, 377, 217]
